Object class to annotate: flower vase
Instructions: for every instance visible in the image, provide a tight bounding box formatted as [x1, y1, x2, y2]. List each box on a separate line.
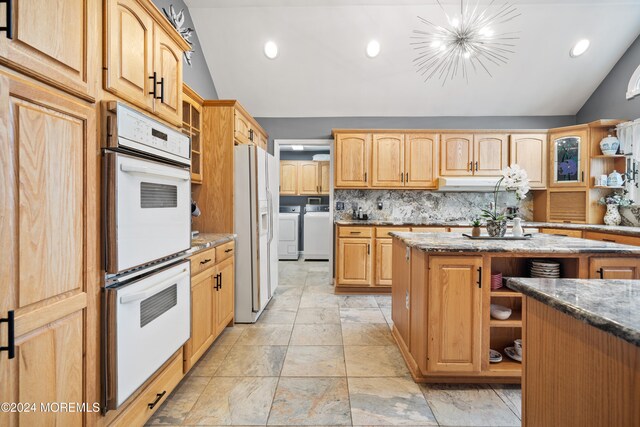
[486, 220, 507, 237]
[512, 217, 524, 237]
[603, 204, 622, 226]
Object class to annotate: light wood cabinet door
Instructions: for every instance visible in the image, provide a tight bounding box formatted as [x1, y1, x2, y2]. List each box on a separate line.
[234, 110, 252, 145]
[258, 133, 268, 151]
[428, 256, 483, 373]
[105, 0, 155, 111]
[215, 257, 235, 335]
[335, 133, 371, 187]
[298, 161, 320, 194]
[589, 257, 640, 280]
[440, 134, 473, 176]
[0, 0, 94, 99]
[405, 133, 438, 188]
[184, 270, 215, 371]
[372, 134, 404, 187]
[391, 239, 410, 344]
[549, 129, 589, 188]
[510, 134, 547, 189]
[337, 238, 372, 286]
[375, 239, 393, 286]
[280, 161, 298, 195]
[319, 161, 330, 194]
[0, 76, 96, 426]
[153, 27, 183, 126]
[474, 134, 508, 176]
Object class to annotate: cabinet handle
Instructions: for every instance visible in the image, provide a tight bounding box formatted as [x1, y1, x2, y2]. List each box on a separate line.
[350, 231, 361, 234]
[200, 258, 212, 265]
[249, 129, 254, 142]
[148, 391, 166, 410]
[224, 248, 233, 253]
[157, 77, 165, 103]
[469, 162, 473, 171]
[214, 273, 220, 290]
[219, 272, 223, 289]
[367, 244, 370, 254]
[149, 72, 158, 98]
[596, 268, 604, 279]
[400, 172, 404, 183]
[476, 267, 482, 288]
[405, 172, 408, 182]
[0, 310, 15, 360]
[475, 161, 478, 171]
[364, 172, 367, 182]
[0, 0, 12, 39]
[581, 171, 584, 182]
[601, 238, 616, 243]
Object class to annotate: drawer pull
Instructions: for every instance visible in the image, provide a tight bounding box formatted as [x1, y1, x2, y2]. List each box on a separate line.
[148, 391, 166, 410]
[476, 267, 482, 288]
[601, 238, 616, 243]
[596, 268, 604, 279]
[350, 231, 361, 234]
[0, 310, 15, 359]
[0, 0, 12, 39]
[224, 248, 233, 253]
[200, 258, 212, 265]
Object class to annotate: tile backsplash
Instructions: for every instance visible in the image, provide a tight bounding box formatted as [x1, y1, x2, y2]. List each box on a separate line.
[334, 190, 533, 223]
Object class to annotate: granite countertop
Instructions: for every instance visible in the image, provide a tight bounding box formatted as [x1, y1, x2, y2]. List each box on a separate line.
[188, 233, 236, 255]
[506, 278, 640, 347]
[390, 231, 640, 254]
[335, 220, 640, 237]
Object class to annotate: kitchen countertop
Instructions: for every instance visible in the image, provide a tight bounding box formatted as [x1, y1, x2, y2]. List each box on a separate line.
[335, 219, 640, 237]
[188, 233, 236, 254]
[389, 231, 640, 254]
[506, 278, 640, 347]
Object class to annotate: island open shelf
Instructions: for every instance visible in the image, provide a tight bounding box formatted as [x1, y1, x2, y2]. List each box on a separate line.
[389, 231, 640, 384]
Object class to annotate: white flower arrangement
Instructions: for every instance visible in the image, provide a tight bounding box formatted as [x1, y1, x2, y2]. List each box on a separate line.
[481, 164, 531, 221]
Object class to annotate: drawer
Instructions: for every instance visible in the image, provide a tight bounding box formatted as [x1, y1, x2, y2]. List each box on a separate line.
[190, 247, 216, 276]
[584, 231, 640, 246]
[376, 227, 410, 238]
[411, 227, 448, 232]
[216, 241, 235, 262]
[540, 228, 583, 238]
[451, 227, 474, 234]
[111, 350, 184, 427]
[338, 226, 373, 238]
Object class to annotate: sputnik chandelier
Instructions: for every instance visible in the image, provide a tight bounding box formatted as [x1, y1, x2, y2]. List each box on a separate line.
[411, 0, 520, 84]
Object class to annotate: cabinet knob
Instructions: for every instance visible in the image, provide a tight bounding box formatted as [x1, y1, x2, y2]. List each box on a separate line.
[0, 0, 13, 39]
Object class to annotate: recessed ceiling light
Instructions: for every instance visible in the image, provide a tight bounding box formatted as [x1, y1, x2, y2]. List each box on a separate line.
[291, 145, 304, 151]
[264, 41, 278, 59]
[366, 40, 380, 58]
[570, 39, 590, 57]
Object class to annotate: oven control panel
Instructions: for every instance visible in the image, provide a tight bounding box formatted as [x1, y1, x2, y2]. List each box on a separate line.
[106, 102, 191, 166]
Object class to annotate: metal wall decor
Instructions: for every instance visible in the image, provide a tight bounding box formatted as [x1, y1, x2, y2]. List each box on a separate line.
[411, 0, 520, 84]
[163, 5, 195, 66]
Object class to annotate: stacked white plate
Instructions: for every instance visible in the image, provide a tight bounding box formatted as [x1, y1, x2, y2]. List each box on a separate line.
[529, 259, 560, 278]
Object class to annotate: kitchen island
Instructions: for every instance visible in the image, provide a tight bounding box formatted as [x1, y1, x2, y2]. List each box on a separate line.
[506, 278, 640, 427]
[389, 232, 640, 384]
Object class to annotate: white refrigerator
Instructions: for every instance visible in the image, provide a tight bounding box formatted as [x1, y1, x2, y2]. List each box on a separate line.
[234, 144, 279, 323]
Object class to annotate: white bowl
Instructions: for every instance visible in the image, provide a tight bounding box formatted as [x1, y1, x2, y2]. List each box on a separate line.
[490, 304, 512, 320]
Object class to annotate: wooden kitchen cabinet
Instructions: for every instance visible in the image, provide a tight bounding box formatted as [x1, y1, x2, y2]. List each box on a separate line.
[0, 0, 97, 101]
[440, 134, 474, 176]
[427, 256, 483, 373]
[405, 133, 438, 188]
[183, 85, 204, 184]
[298, 161, 320, 194]
[184, 242, 235, 372]
[510, 134, 547, 189]
[375, 227, 410, 286]
[372, 134, 405, 187]
[335, 133, 371, 187]
[234, 109, 253, 145]
[319, 161, 330, 194]
[589, 257, 640, 279]
[391, 239, 411, 344]
[280, 161, 298, 195]
[474, 134, 508, 175]
[104, 0, 189, 126]
[337, 236, 372, 287]
[549, 128, 589, 188]
[0, 74, 98, 426]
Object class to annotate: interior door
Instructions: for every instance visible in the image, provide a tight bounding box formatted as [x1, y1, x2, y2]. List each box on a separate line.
[105, 0, 155, 111]
[428, 256, 483, 373]
[0, 75, 96, 426]
[440, 134, 473, 176]
[372, 134, 404, 187]
[474, 134, 508, 176]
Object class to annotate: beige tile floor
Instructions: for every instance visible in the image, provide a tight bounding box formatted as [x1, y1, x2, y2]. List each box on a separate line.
[147, 260, 521, 426]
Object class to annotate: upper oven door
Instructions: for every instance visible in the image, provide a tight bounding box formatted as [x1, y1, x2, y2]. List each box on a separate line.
[105, 152, 191, 274]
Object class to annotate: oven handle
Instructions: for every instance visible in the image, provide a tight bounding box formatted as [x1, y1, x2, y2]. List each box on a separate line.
[120, 268, 189, 304]
[120, 163, 189, 181]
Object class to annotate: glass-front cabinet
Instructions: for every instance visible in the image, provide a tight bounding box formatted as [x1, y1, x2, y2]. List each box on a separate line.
[549, 129, 588, 188]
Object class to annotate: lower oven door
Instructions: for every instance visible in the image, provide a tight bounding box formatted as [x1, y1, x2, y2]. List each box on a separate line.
[104, 260, 191, 409]
[105, 151, 191, 274]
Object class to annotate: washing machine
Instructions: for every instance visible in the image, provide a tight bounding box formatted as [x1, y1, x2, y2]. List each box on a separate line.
[278, 205, 300, 260]
[303, 204, 330, 260]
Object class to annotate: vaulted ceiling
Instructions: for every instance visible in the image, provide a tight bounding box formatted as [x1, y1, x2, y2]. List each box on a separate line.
[186, 0, 640, 118]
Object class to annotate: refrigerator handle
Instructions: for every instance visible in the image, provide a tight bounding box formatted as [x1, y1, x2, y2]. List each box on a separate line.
[267, 190, 274, 244]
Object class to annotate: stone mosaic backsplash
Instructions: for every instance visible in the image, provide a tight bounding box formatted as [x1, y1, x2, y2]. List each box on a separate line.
[334, 189, 534, 223]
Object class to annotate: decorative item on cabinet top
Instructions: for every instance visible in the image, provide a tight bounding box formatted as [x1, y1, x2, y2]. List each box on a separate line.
[162, 5, 195, 66]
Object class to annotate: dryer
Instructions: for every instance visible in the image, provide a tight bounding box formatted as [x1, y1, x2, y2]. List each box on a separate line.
[279, 206, 300, 260]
